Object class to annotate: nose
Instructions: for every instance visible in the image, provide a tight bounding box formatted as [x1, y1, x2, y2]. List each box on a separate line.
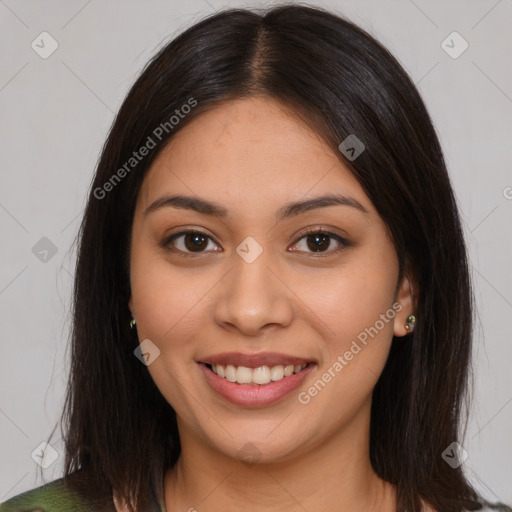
[212, 245, 294, 337]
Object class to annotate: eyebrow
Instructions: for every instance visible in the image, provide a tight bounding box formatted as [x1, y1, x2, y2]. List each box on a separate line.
[143, 193, 369, 221]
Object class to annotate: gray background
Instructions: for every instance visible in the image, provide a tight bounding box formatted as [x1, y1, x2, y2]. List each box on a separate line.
[1, 0, 511, 505]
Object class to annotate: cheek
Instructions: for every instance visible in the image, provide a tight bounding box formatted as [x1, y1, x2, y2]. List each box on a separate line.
[303, 256, 397, 350]
[298, 251, 398, 418]
[128, 251, 212, 412]
[129, 251, 209, 411]
[295, 279, 397, 428]
[130, 241, 211, 343]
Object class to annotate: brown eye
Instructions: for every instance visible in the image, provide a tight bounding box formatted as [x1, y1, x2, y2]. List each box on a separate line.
[163, 230, 219, 255]
[182, 232, 209, 252]
[289, 229, 348, 256]
[305, 233, 331, 252]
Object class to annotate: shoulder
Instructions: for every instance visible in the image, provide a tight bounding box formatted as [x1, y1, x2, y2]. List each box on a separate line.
[0, 476, 116, 512]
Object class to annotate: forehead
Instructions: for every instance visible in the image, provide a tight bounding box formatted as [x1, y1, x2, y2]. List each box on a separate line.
[138, 96, 373, 216]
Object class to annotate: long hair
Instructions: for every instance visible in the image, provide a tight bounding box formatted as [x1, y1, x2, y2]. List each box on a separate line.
[56, 4, 486, 511]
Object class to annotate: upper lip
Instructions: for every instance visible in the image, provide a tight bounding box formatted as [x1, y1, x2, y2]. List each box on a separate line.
[199, 352, 315, 368]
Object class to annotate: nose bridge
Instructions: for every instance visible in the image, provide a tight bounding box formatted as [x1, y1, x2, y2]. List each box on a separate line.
[213, 237, 293, 335]
[233, 241, 274, 296]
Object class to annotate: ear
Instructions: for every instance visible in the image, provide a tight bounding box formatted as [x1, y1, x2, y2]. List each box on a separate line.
[393, 271, 417, 338]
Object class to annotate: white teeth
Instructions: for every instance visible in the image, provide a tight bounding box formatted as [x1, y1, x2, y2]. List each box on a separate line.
[225, 364, 237, 382]
[253, 366, 271, 385]
[236, 366, 253, 384]
[270, 365, 284, 381]
[284, 364, 294, 377]
[209, 362, 308, 385]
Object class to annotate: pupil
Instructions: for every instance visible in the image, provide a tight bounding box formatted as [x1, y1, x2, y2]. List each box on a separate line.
[186, 233, 207, 251]
[308, 234, 328, 252]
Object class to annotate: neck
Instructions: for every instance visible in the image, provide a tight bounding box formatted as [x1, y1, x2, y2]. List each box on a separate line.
[164, 401, 397, 512]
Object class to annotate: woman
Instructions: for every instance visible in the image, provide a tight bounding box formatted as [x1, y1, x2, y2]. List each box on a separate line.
[1, 4, 509, 512]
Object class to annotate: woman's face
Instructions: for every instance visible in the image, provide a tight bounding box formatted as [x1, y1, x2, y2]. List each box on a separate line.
[129, 96, 414, 464]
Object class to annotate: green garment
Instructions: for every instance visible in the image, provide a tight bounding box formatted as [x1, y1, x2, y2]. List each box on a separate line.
[1, 474, 510, 511]
[0, 477, 111, 511]
[0, 472, 166, 512]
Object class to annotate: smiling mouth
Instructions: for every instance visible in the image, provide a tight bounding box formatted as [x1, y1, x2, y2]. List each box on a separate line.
[204, 362, 313, 386]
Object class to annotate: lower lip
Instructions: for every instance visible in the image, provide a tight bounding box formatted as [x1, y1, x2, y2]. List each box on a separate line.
[198, 362, 316, 407]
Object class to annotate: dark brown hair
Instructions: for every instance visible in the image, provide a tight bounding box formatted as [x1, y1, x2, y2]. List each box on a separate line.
[50, 4, 499, 511]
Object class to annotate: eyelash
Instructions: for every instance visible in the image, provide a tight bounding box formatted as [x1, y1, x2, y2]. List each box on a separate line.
[161, 227, 349, 259]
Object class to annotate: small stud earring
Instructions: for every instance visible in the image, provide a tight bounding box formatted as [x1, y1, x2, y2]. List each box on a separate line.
[129, 318, 136, 330]
[404, 314, 416, 333]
